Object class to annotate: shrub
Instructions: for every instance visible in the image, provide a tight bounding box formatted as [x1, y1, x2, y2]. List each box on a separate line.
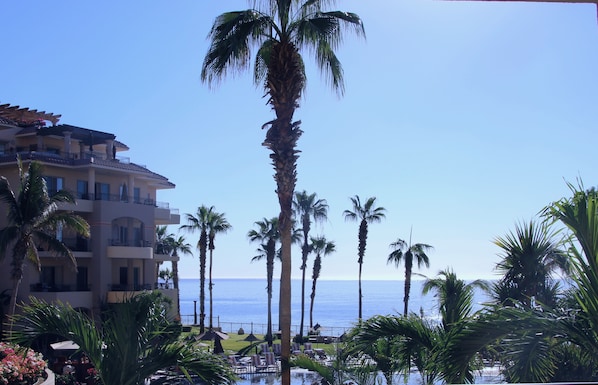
[0, 342, 47, 385]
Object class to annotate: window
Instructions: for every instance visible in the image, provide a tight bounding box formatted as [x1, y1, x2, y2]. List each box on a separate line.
[40, 266, 56, 286]
[44, 176, 64, 196]
[133, 267, 140, 290]
[95, 182, 110, 201]
[119, 226, 128, 246]
[77, 180, 88, 199]
[76, 267, 88, 291]
[133, 187, 140, 204]
[119, 183, 128, 202]
[119, 267, 128, 285]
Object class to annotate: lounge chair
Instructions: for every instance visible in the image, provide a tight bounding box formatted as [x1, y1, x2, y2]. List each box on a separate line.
[291, 342, 301, 354]
[303, 342, 315, 358]
[259, 343, 269, 354]
[228, 355, 248, 373]
[264, 351, 278, 371]
[272, 343, 282, 356]
[251, 354, 267, 371]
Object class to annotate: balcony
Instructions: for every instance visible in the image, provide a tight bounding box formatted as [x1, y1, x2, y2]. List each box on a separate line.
[107, 240, 153, 259]
[106, 283, 177, 305]
[29, 284, 93, 309]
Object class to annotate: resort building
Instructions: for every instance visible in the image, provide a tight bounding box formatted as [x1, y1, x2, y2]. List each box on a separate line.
[0, 103, 180, 316]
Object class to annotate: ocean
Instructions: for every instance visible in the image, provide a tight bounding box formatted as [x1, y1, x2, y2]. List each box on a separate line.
[178, 278, 492, 336]
[177, 278, 500, 385]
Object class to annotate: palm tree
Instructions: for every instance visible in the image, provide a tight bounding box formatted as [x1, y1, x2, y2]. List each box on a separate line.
[155, 225, 174, 282]
[493, 219, 568, 308]
[293, 190, 328, 340]
[168, 234, 193, 320]
[0, 159, 90, 317]
[544, 183, 598, 357]
[422, 269, 489, 333]
[10, 293, 235, 385]
[248, 217, 280, 344]
[180, 205, 216, 332]
[387, 233, 433, 316]
[207, 211, 231, 330]
[309, 235, 335, 329]
[343, 195, 386, 319]
[351, 269, 489, 385]
[201, 2, 364, 382]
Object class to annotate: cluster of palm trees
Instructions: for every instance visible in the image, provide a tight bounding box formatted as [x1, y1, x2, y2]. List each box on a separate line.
[156, 206, 230, 333]
[247, 191, 337, 345]
[328, 183, 598, 384]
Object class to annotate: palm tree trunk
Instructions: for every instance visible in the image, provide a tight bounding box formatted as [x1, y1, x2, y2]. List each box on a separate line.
[9, 277, 21, 321]
[279, 212, 293, 385]
[299, 251, 307, 340]
[267, 260, 274, 345]
[264, 118, 302, 385]
[209, 249, 214, 329]
[172, 259, 181, 320]
[310, 255, 322, 329]
[358, 261, 363, 320]
[199, 233, 207, 332]
[404, 265, 412, 316]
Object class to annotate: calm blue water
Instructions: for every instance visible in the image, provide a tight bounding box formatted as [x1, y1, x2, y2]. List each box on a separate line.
[178, 278, 491, 336]
[178, 279, 500, 385]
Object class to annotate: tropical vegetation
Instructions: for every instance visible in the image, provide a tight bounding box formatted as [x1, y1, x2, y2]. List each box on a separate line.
[343, 195, 386, 320]
[309, 235, 335, 329]
[9, 292, 235, 385]
[248, 216, 280, 345]
[293, 190, 328, 340]
[201, 1, 365, 383]
[181, 205, 226, 332]
[0, 159, 90, 318]
[387, 234, 433, 315]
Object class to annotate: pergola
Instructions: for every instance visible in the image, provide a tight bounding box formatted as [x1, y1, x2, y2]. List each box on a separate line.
[0, 103, 61, 126]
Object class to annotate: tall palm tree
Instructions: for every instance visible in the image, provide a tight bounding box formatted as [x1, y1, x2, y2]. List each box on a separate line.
[309, 236, 335, 329]
[293, 190, 328, 340]
[387, 233, 433, 316]
[207, 211, 231, 330]
[0, 159, 90, 317]
[343, 195, 386, 319]
[493, 219, 568, 308]
[201, 2, 364, 382]
[180, 205, 215, 332]
[168, 234, 193, 320]
[10, 293, 235, 385]
[248, 217, 280, 344]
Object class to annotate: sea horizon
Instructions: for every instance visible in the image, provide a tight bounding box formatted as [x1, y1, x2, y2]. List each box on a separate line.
[176, 278, 493, 336]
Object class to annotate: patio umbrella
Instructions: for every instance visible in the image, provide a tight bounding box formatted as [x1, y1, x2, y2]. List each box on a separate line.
[213, 338, 224, 354]
[50, 340, 80, 351]
[243, 333, 259, 342]
[196, 329, 229, 341]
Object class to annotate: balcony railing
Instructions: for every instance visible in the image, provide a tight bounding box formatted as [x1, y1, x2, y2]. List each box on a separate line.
[109, 239, 152, 247]
[30, 283, 91, 292]
[108, 284, 153, 291]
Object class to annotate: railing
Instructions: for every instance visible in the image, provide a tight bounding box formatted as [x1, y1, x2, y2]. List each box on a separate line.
[109, 239, 152, 247]
[61, 237, 91, 252]
[108, 283, 153, 291]
[30, 283, 91, 292]
[178, 317, 351, 338]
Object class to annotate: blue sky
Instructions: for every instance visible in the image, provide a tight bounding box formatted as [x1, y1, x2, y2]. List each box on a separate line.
[3, 1, 598, 281]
